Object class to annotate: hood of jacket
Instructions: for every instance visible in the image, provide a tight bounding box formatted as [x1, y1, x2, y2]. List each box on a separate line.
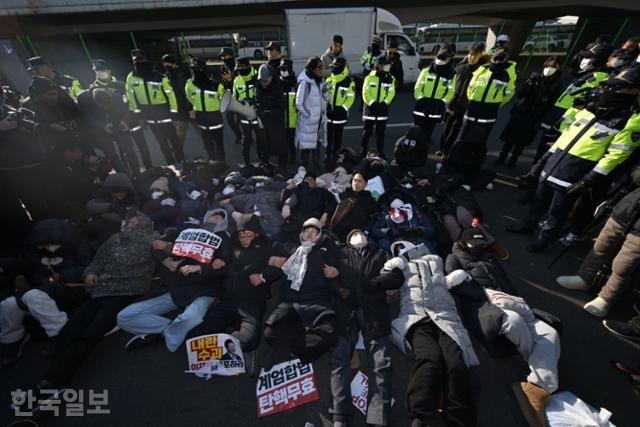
[102, 172, 135, 196]
[202, 208, 229, 234]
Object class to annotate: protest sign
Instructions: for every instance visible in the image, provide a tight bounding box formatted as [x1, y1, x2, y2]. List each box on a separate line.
[185, 334, 245, 378]
[256, 359, 319, 417]
[171, 228, 222, 264]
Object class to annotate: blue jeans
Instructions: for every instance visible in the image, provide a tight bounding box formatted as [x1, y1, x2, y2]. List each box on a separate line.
[117, 292, 214, 352]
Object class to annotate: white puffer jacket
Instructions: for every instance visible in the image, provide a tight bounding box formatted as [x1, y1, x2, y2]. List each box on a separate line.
[389, 254, 480, 367]
[295, 70, 325, 150]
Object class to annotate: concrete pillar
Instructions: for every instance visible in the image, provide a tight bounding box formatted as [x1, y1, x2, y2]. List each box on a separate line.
[486, 19, 535, 60]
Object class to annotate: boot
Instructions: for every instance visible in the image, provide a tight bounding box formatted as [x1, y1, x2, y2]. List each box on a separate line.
[511, 381, 550, 427]
[584, 297, 611, 317]
[556, 275, 589, 291]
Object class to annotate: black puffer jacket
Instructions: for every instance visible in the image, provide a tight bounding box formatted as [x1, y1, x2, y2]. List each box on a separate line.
[336, 244, 404, 338]
[267, 234, 341, 304]
[446, 57, 487, 115]
[333, 188, 379, 241]
[393, 126, 428, 171]
[445, 241, 515, 294]
[611, 166, 640, 236]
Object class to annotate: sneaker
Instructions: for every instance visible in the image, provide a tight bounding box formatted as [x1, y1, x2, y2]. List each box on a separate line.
[560, 232, 579, 247]
[583, 297, 611, 317]
[603, 320, 640, 341]
[124, 333, 163, 352]
[511, 381, 550, 427]
[489, 241, 510, 261]
[556, 275, 589, 291]
[1, 333, 30, 366]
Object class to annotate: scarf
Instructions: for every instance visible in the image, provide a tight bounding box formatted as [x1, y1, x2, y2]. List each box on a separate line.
[281, 238, 318, 291]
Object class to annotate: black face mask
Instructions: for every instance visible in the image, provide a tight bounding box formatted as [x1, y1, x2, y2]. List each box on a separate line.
[489, 61, 507, 72]
[134, 62, 152, 73]
[371, 43, 381, 56]
[331, 65, 345, 75]
[238, 67, 251, 77]
[593, 90, 637, 114]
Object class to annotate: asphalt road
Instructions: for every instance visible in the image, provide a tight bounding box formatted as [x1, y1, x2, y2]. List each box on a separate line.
[1, 90, 639, 427]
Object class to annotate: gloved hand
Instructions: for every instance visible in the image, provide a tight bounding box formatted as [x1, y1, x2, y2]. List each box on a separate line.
[383, 257, 405, 272]
[566, 180, 589, 197]
[281, 204, 291, 219]
[444, 269, 471, 289]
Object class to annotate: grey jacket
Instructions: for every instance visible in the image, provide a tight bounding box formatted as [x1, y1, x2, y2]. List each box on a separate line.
[320, 47, 345, 78]
[84, 212, 159, 298]
[390, 254, 480, 367]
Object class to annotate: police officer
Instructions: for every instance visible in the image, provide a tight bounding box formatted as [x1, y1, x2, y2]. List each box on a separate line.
[220, 47, 243, 145]
[445, 48, 516, 183]
[535, 42, 610, 163]
[488, 34, 510, 55]
[508, 67, 640, 252]
[413, 44, 456, 143]
[359, 35, 383, 112]
[184, 57, 226, 161]
[89, 59, 152, 170]
[233, 57, 259, 166]
[361, 55, 396, 158]
[279, 58, 298, 164]
[162, 54, 194, 148]
[25, 56, 83, 101]
[125, 49, 184, 165]
[325, 57, 356, 167]
[265, 41, 283, 71]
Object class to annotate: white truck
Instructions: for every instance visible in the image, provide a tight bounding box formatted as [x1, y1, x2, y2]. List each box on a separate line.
[285, 7, 420, 84]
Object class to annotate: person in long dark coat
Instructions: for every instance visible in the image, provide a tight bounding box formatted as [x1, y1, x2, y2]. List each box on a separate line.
[497, 57, 563, 168]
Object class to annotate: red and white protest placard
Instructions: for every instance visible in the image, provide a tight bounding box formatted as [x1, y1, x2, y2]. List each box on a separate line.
[350, 370, 395, 415]
[171, 228, 221, 264]
[256, 359, 319, 417]
[185, 334, 245, 378]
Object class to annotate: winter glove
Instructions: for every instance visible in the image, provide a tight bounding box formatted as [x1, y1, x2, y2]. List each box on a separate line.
[566, 180, 589, 197]
[281, 204, 291, 219]
[383, 257, 405, 272]
[444, 269, 471, 289]
[160, 198, 177, 207]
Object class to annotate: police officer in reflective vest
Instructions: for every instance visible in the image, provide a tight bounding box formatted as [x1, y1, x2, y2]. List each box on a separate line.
[359, 35, 383, 112]
[233, 57, 259, 165]
[445, 48, 516, 182]
[508, 67, 640, 252]
[125, 49, 184, 165]
[413, 44, 456, 143]
[361, 54, 396, 158]
[89, 59, 152, 170]
[325, 57, 356, 166]
[279, 58, 298, 164]
[535, 42, 610, 163]
[185, 57, 226, 161]
[26, 56, 83, 101]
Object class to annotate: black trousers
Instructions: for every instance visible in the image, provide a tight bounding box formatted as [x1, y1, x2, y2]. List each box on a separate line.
[256, 117, 286, 168]
[44, 295, 137, 386]
[226, 111, 243, 142]
[149, 122, 184, 165]
[327, 122, 345, 160]
[414, 115, 438, 143]
[406, 321, 476, 427]
[498, 139, 526, 164]
[114, 134, 141, 177]
[130, 127, 153, 169]
[441, 112, 464, 155]
[526, 180, 576, 243]
[200, 128, 225, 161]
[300, 147, 321, 168]
[240, 122, 257, 164]
[188, 300, 264, 352]
[286, 128, 296, 164]
[264, 302, 337, 364]
[534, 128, 560, 164]
[361, 119, 387, 157]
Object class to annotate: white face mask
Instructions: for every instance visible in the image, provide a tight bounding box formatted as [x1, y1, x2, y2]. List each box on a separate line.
[43, 244, 62, 253]
[280, 71, 289, 77]
[349, 233, 368, 249]
[434, 58, 447, 66]
[637, 54, 640, 64]
[151, 191, 164, 200]
[222, 185, 235, 196]
[542, 67, 557, 77]
[382, 65, 391, 72]
[579, 58, 592, 71]
[96, 71, 110, 81]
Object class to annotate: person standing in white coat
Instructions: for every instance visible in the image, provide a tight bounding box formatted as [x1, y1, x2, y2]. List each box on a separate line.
[295, 57, 326, 169]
